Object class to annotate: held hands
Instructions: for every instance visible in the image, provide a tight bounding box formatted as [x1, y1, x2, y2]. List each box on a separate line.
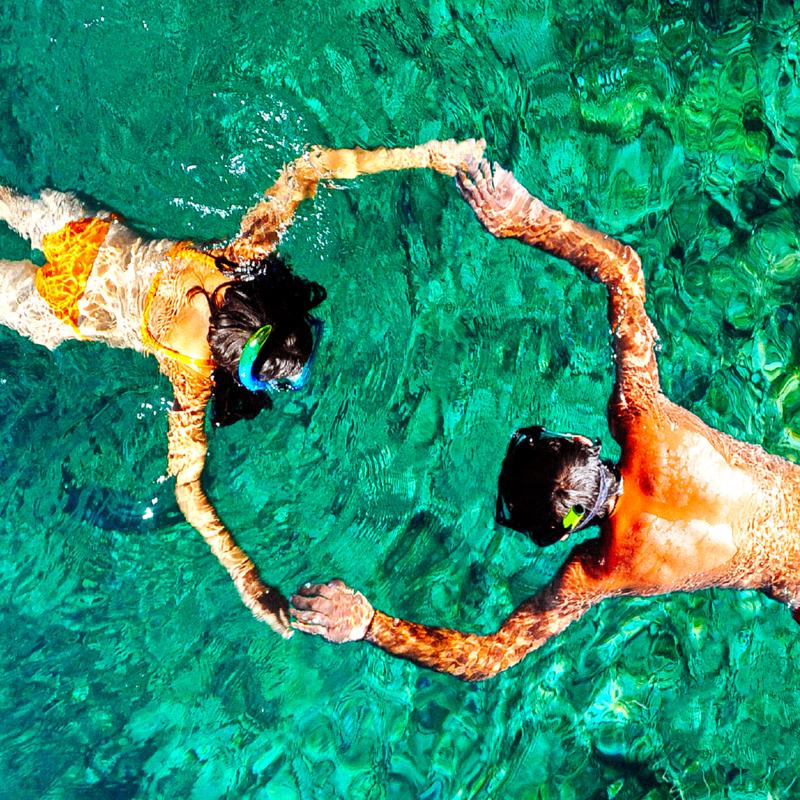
[456, 158, 542, 238]
[426, 138, 486, 176]
[290, 579, 375, 643]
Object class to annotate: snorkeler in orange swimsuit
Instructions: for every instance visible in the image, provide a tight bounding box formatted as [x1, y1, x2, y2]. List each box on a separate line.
[0, 139, 485, 637]
[292, 158, 800, 679]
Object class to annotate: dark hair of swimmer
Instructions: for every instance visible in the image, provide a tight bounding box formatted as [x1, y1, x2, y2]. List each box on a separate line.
[495, 426, 621, 546]
[204, 254, 327, 427]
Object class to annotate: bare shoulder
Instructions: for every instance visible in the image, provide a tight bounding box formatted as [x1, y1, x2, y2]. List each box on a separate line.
[664, 400, 798, 482]
[609, 393, 800, 596]
[619, 398, 763, 504]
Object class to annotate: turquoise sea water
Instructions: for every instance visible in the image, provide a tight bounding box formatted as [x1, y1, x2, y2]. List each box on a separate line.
[2, 1, 800, 797]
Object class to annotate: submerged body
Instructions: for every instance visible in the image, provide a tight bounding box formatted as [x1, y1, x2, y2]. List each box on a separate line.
[0, 139, 485, 636]
[292, 159, 800, 679]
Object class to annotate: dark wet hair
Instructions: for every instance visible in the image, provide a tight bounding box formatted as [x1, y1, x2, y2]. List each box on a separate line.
[205, 253, 326, 427]
[496, 429, 619, 546]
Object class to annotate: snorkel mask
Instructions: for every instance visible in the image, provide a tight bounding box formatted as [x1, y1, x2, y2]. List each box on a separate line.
[495, 426, 612, 545]
[237, 317, 323, 393]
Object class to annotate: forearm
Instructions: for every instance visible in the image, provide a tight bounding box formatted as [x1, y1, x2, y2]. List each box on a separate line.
[303, 142, 450, 181]
[364, 610, 536, 682]
[458, 161, 644, 299]
[517, 199, 659, 397]
[174, 478, 267, 616]
[519, 203, 645, 298]
[174, 478, 255, 582]
[247, 144, 444, 221]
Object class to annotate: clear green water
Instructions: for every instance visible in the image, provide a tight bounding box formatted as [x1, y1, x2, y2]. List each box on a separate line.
[1, 1, 800, 798]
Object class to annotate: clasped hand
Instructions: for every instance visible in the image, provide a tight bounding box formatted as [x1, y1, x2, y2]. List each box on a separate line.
[290, 579, 375, 643]
[456, 158, 542, 239]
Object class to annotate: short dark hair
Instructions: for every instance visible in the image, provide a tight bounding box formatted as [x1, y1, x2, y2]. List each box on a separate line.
[205, 253, 326, 427]
[496, 431, 616, 546]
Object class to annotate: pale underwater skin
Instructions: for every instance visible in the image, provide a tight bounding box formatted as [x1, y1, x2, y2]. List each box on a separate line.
[1, 1, 800, 798]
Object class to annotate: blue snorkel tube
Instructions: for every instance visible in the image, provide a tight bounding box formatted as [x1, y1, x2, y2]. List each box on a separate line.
[237, 317, 323, 393]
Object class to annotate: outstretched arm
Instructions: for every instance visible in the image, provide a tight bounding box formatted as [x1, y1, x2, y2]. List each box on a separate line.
[212, 139, 485, 264]
[457, 160, 661, 429]
[162, 359, 291, 637]
[291, 543, 614, 681]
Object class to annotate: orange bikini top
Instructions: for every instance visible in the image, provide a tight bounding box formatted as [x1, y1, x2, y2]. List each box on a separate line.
[140, 242, 217, 374]
[35, 216, 113, 332]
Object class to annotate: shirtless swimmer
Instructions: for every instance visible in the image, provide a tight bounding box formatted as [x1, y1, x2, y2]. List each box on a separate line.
[291, 158, 800, 680]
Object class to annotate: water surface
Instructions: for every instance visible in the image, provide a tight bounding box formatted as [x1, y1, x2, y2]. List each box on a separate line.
[1, 1, 800, 797]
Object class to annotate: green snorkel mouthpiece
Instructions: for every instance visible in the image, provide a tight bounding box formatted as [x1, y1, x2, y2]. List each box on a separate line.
[562, 505, 586, 531]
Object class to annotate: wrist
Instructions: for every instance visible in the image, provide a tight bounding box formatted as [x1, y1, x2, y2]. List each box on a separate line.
[363, 607, 384, 643]
[519, 200, 555, 245]
[423, 142, 439, 169]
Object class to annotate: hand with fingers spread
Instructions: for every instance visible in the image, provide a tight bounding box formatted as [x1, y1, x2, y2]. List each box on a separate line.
[291, 579, 375, 643]
[456, 158, 544, 239]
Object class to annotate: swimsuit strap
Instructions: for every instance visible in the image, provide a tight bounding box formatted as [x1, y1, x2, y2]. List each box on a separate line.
[141, 244, 216, 374]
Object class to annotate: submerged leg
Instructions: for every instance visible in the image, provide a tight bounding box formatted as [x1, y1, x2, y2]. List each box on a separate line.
[0, 259, 78, 348]
[0, 186, 94, 249]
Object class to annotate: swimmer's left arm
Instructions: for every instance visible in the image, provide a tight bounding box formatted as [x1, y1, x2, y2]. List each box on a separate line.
[214, 139, 485, 264]
[163, 360, 292, 637]
[292, 546, 612, 680]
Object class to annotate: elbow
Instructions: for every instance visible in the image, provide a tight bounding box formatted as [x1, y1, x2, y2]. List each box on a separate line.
[623, 246, 646, 295]
[174, 478, 194, 508]
[460, 663, 505, 682]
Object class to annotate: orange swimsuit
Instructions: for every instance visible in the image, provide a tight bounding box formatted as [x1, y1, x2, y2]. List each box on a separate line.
[34, 216, 112, 333]
[35, 219, 216, 373]
[140, 242, 216, 373]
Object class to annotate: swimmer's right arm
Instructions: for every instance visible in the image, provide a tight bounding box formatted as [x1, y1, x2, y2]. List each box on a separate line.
[214, 139, 486, 264]
[457, 159, 661, 425]
[291, 545, 613, 680]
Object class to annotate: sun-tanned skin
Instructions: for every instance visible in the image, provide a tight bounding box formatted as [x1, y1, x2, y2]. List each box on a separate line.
[292, 158, 800, 680]
[0, 139, 485, 638]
